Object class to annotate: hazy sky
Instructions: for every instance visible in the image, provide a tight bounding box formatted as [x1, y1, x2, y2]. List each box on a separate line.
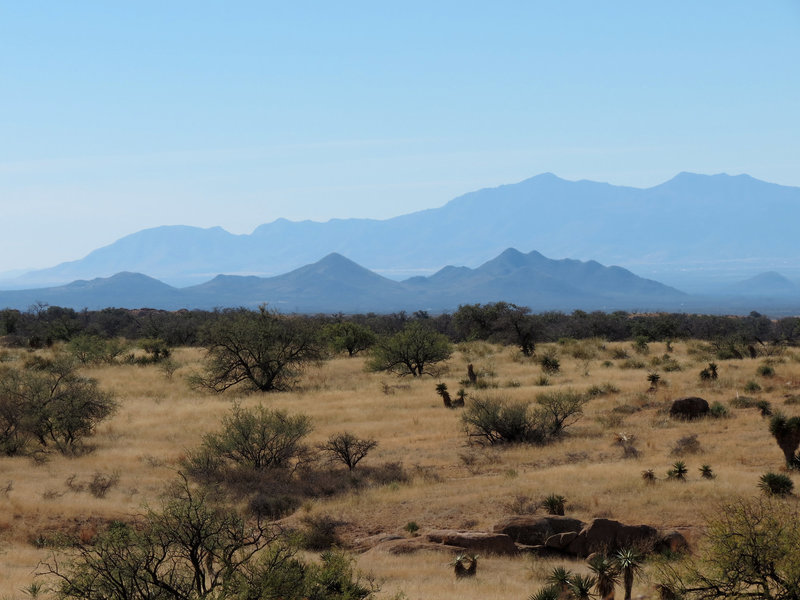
[1, 1, 798, 273]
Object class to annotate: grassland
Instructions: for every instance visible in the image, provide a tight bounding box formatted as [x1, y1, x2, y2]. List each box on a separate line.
[1, 339, 799, 599]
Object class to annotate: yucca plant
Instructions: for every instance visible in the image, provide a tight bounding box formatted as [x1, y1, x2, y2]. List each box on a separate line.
[699, 464, 715, 479]
[758, 472, 794, 496]
[667, 461, 688, 481]
[615, 548, 643, 600]
[546, 565, 574, 597]
[528, 585, 561, 600]
[435, 383, 452, 408]
[568, 573, 597, 600]
[588, 554, 619, 600]
[541, 493, 567, 515]
[641, 469, 656, 484]
[647, 372, 661, 390]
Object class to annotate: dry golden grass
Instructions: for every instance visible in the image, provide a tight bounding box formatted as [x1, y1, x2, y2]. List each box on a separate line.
[0, 339, 799, 598]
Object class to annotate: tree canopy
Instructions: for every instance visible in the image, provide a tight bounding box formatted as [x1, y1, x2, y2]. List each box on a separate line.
[195, 307, 324, 393]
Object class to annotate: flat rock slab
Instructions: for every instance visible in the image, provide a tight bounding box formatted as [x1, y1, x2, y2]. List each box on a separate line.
[426, 530, 518, 555]
[366, 538, 464, 555]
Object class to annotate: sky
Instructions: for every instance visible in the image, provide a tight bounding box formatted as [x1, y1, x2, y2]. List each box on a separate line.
[1, 1, 799, 274]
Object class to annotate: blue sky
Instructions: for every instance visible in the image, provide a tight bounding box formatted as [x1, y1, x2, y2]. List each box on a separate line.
[1, 1, 798, 273]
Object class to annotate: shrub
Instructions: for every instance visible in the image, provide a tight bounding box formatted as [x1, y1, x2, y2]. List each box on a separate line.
[709, 401, 729, 418]
[758, 472, 794, 496]
[610, 347, 630, 360]
[744, 380, 762, 393]
[632, 336, 650, 354]
[671, 434, 701, 456]
[641, 469, 656, 484]
[319, 432, 378, 471]
[535, 389, 588, 436]
[656, 497, 800, 600]
[757, 364, 775, 377]
[620, 358, 646, 369]
[138, 338, 171, 363]
[730, 395, 758, 408]
[587, 382, 620, 397]
[199, 404, 312, 471]
[538, 351, 560, 375]
[367, 321, 452, 377]
[461, 396, 547, 445]
[756, 399, 773, 417]
[88, 471, 120, 498]
[0, 353, 116, 455]
[299, 514, 342, 550]
[404, 521, 419, 535]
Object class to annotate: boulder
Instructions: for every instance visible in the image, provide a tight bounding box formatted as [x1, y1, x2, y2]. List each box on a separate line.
[425, 530, 517, 555]
[567, 519, 658, 557]
[656, 530, 690, 553]
[492, 516, 585, 546]
[545, 531, 578, 551]
[669, 397, 709, 420]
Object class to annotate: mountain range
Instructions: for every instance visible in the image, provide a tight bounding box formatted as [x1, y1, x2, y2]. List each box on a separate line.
[0, 249, 692, 313]
[4, 172, 800, 292]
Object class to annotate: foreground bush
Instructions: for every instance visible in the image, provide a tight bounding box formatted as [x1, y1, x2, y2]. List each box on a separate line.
[44, 477, 374, 600]
[658, 497, 800, 599]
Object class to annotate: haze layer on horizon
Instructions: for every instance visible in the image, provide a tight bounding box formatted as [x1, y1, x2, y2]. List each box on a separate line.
[1, 1, 798, 273]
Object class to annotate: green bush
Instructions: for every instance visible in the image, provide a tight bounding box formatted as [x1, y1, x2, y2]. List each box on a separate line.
[709, 401, 729, 419]
[199, 404, 312, 471]
[757, 364, 775, 377]
[730, 395, 758, 408]
[538, 351, 561, 374]
[367, 321, 452, 377]
[744, 380, 762, 393]
[0, 353, 116, 455]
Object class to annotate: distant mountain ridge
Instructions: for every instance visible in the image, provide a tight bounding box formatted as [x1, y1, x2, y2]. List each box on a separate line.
[0, 249, 688, 313]
[4, 172, 800, 290]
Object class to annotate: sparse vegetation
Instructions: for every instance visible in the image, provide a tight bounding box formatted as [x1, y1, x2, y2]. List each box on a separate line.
[0, 310, 800, 598]
[367, 321, 452, 377]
